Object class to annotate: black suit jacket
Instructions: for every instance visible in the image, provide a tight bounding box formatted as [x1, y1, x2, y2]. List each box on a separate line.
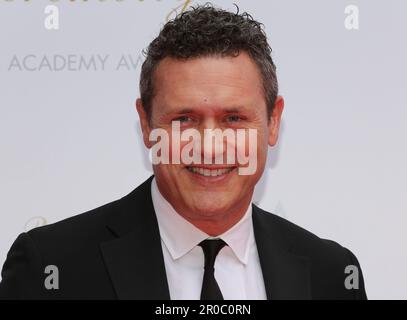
[0, 176, 367, 299]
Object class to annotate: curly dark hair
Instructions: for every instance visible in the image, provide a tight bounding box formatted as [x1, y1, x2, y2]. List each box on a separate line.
[139, 3, 278, 121]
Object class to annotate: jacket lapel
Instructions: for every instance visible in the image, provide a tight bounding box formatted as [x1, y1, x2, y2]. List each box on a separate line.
[252, 205, 311, 300]
[99, 176, 311, 300]
[100, 176, 170, 299]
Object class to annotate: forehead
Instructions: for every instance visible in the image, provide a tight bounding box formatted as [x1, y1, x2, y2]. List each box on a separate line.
[152, 51, 265, 113]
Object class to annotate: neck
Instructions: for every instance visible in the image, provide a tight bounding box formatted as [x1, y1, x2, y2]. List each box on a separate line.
[154, 178, 253, 236]
[175, 196, 252, 237]
[187, 211, 249, 236]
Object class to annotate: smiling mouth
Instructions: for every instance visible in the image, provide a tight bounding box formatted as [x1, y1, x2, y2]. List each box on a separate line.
[186, 166, 236, 177]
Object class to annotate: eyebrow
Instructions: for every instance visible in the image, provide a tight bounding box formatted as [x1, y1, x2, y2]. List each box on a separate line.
[169, 106, 248, 115]
[223, 107, 245, 113]
[175, 108, 194, 114]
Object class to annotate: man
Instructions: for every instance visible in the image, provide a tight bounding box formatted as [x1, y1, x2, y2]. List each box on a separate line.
[0, 4, 367, 299]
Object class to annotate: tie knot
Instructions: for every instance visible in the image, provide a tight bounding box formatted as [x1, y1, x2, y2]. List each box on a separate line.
[199, 239, 227, 269]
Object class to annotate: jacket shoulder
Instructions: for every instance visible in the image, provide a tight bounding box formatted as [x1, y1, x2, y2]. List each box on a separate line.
[27, 198, 120, 244]
[254, 205, 349, 257]
[27, 175, 154, 245]
[253, 205, 367, 299]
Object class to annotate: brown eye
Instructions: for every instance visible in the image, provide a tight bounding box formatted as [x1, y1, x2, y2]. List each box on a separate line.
[174, 116, 192, 123]
[226, 115, 241, 122]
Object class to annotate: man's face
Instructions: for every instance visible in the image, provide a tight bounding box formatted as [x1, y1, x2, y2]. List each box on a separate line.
[137, 51, 284, 228]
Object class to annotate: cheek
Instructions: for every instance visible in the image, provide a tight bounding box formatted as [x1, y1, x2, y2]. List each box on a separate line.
[257, 132, 269, 169]
[160, 128, 186, 165]
[235, 128, 268, 159]
[257, 130, 269, 154]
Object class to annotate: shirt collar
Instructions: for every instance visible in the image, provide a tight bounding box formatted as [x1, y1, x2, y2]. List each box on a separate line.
[151, 177, 253, 265]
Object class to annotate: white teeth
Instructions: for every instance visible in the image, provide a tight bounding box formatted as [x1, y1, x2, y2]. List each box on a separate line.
[188, 167, 234, 177]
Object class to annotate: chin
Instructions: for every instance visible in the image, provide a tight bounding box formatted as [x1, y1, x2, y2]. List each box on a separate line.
[188, 198, 234, 217]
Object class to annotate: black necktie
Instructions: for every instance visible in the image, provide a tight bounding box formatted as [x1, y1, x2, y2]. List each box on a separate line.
[199, 239, 227, 300]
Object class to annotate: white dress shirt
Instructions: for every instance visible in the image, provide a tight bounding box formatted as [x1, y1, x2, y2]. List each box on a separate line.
[151, 178, 267, 300]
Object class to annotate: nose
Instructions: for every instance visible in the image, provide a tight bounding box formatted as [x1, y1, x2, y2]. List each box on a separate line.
[199, 118, 231, 165]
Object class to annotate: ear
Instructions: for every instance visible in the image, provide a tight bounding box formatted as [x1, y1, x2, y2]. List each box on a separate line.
[136, 98, 152, 148]
[268, 95, 285, 147]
